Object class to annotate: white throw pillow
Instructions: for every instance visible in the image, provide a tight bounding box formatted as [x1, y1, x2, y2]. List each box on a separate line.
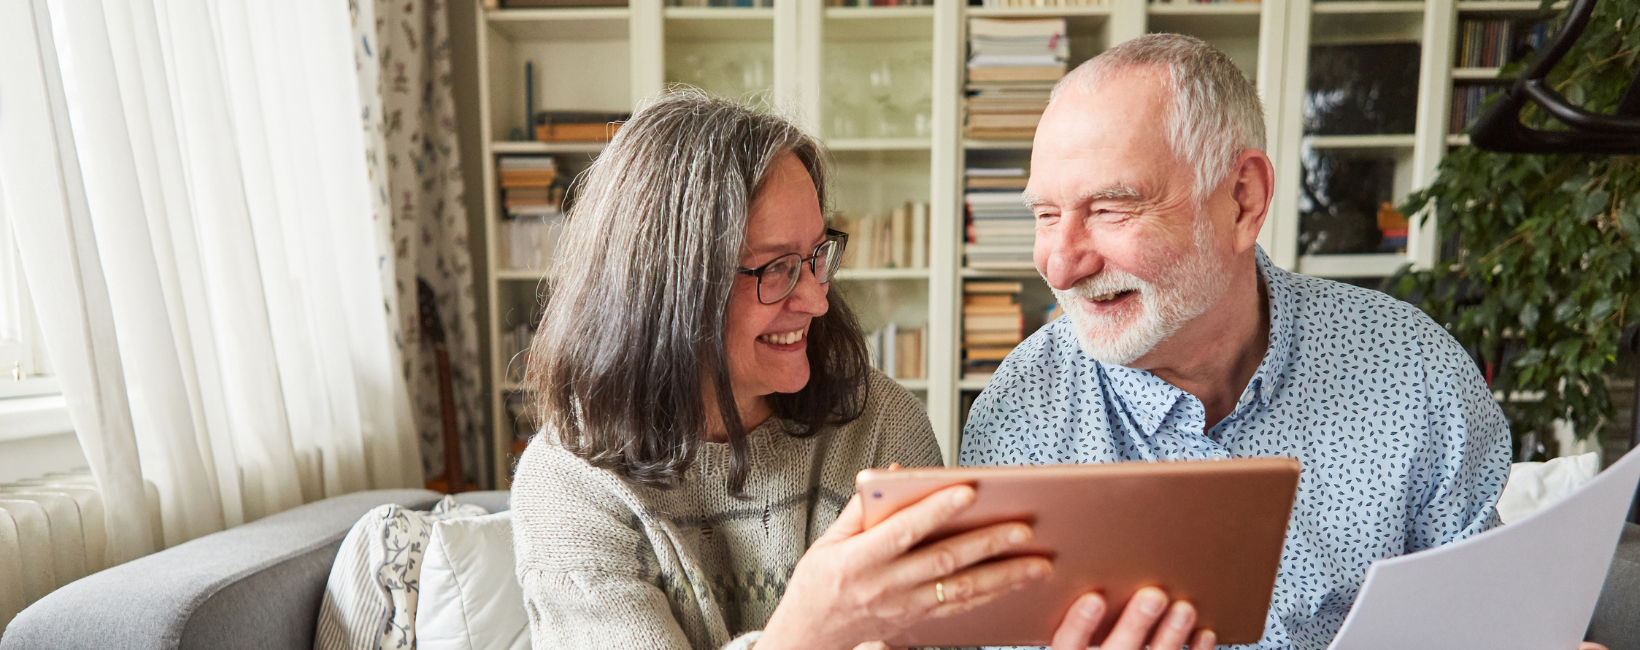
[1498, 452, 1601, 524]
[314, 496, 488, 650]
[415, 511, 529, 650]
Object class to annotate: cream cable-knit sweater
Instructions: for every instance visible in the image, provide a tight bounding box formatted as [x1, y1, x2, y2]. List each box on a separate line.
[511, 370, 943, 649]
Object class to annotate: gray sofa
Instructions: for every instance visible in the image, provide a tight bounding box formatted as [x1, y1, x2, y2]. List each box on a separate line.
[0, 489, 507, 650]
[1, 488, 1634, 650]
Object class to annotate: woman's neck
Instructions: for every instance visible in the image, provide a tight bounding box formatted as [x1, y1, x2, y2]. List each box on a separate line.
[701, 394, 771, 443]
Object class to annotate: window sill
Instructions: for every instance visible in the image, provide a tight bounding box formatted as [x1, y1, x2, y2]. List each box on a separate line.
[0, 393, 72, 443]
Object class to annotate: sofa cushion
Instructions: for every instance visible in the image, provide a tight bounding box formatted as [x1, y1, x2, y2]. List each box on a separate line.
[0, 488, 444, 650]
[416, 511, 528, 650]
[1499, 453, 1601, 524]
[313, 496, 487, 650]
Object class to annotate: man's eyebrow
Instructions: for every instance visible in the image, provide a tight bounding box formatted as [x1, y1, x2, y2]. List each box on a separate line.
[1021, 184, 1143, 209]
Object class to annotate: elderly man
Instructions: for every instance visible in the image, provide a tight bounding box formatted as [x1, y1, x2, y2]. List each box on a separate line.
[960, 34, 1514, 649]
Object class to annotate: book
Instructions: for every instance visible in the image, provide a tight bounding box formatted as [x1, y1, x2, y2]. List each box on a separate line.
[964, 313, 1025, 332]
[911, 202, 928, 269]
[968, 66, 1068, 83]
[965, 281, 1025, 294]
[965, 293, 1016, 307]
[965, 331, 1024, 346]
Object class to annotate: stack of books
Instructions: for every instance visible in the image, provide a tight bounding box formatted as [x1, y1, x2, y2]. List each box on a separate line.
[833, 202, 930, 270]
[965, 191, 1034, 269]
[499, 156, 565, 270]
[965, 18, 1067, 140]
[828, 0, 934, 5]
[500, 156, 560, 218]
[867, 324, 926, 380]
[963, 281, 1025, 379]
[503, 321, 537, 385]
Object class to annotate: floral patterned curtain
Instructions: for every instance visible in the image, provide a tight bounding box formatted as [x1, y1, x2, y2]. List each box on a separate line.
[351, 0, 485, 486]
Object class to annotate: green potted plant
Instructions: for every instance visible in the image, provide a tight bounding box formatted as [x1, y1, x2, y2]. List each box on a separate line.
[1389, 0, 1640, 460]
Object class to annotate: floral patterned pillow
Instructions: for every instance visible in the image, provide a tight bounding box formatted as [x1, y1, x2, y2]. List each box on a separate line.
[314, 496, 488, 650]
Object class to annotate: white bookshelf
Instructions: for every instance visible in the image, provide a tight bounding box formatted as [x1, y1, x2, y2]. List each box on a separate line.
[453, 0, 1511, 483]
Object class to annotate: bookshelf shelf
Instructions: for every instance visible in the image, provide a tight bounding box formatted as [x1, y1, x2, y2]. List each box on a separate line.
[496, 268, 550, 281]
[491, 140, 608, 154]
[965, 6, 1112, 17]
[1446, 133, 1471, 146]
[1310, 1, 1426, 13]
[963, 139, 1034, 150]
[824, 6, 937, 19]
[1295, 253, 1411, 278]
[1303, 133, 1419, 149]
[898, 378, 931, 391]
[828, 138, 934, 151]
[1455, 0, 1564, 11]
[486, 8, 630, 41]
[1451, 67, 1503, 80]
[1147, 2, 1264, 15]
[663, 7, 774, 20]
[837, 268, 933, 281]
[454, 0, 1489, 479]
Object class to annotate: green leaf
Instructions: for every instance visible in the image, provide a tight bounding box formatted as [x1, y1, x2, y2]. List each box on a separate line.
[1589, 297, 1615, 326]
[1577, 190, 1610, 222]
[1553, 297, 1580, 325]
[1520, 302, 1540, 330]
[1513, 348, 1548, 368]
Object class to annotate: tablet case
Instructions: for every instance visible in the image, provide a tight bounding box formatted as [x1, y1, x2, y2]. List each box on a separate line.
[855, 458, 1300, 647]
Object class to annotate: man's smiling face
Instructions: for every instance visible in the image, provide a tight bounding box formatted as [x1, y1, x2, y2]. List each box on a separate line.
[1027, 66, 1232, 367]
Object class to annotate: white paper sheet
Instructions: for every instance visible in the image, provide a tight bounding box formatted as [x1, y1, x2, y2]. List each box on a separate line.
[1328, 447, 1640, 650]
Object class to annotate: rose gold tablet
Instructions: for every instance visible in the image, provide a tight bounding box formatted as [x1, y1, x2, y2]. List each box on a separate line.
[855, 457, 1300, 648]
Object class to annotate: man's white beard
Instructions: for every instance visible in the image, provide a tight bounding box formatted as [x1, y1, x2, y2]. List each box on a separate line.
[1050, 215, 1228, 367]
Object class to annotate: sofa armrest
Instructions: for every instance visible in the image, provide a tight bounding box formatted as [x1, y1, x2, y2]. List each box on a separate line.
[1, 489, 443, 650]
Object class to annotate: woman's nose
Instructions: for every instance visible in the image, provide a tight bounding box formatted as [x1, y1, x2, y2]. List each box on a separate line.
[784, 262, 831, 316]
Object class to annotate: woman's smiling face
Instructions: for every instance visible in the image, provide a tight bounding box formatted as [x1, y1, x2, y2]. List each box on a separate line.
[723, 152, 831, 403]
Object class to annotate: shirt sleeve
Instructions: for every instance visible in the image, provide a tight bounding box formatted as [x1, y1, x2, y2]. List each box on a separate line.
[1405, 319, 1513, 553]
[868, 369, 946, 469]
[511, 442, 708, 650]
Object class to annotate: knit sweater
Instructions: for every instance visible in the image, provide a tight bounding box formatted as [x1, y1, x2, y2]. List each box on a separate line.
[511, 370, 943, 650]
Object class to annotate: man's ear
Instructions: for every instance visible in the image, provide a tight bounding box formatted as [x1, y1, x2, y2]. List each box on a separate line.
[1227, 148, 1275, 254]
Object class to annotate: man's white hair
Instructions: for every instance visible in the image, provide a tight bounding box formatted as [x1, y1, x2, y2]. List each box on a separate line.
[1049, 33, 1266, 204]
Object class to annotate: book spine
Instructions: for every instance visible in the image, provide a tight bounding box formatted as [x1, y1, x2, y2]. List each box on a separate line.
[911, 201, 928, 269]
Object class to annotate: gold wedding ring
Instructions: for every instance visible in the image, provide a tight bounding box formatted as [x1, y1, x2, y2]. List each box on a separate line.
[935, 581, 946, 604]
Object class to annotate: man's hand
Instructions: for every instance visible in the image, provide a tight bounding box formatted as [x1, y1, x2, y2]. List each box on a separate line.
[1049, 588, 1214, 650]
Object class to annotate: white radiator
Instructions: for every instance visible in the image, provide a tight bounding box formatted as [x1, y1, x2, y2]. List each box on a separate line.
[0, 468, 160, 633]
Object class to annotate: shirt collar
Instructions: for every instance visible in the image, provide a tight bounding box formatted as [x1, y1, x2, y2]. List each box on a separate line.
[1092, 245, 1296, 435]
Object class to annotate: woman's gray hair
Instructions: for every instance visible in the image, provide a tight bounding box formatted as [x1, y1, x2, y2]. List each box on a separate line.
[527, 89, 870, 495]
[1050, 33, 1266, 205]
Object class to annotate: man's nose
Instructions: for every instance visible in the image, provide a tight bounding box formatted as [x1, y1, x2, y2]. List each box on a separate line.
[1035, 221, 1101, 291]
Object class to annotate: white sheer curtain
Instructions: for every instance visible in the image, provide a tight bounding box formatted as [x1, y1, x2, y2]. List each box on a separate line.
[0, 0, 421, 565]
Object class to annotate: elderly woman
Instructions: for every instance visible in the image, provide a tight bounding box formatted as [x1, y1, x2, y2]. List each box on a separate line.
[509, 91, 1048, 650]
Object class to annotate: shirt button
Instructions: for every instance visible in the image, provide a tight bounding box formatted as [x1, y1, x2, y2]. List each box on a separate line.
[1211, 452, 1226, 460]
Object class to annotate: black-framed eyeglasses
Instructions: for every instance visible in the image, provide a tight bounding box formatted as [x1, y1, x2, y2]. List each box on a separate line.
[736, 229, 849, 304]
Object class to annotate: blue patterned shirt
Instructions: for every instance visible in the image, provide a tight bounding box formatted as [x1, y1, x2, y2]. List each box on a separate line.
[960, 249, 1511, 650]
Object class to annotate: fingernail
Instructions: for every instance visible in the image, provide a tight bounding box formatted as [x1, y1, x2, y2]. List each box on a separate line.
[1136, 589, 1166, 616]
[1080, 596, 1104, 620]
[1009, 525, 1032, 544]
[1027, 560, 1050, 578]
[1200, 630, 1216, 647]
[1169, 602, 1194, 631]
[950, 486, 975, 508]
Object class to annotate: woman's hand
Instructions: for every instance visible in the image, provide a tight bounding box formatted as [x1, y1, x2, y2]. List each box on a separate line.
[1049, 589, 1214, 650]
[756, 485, 1051, 650]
